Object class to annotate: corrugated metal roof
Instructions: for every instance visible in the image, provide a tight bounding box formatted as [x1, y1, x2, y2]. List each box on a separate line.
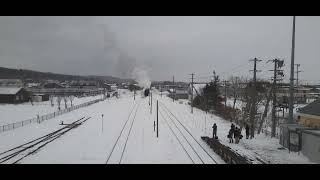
[298, 99, 320, 116]
[0, 87, 22, 95]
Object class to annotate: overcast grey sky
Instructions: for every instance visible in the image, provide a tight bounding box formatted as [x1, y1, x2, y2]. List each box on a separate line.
[0, 16, 319, 83]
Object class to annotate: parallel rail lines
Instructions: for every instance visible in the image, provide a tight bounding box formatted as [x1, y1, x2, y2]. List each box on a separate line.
[158, 107, 195, 164]
[0, 117, 90, 164]
[106, 101, 141, 164]
[159, 101, 219, 164]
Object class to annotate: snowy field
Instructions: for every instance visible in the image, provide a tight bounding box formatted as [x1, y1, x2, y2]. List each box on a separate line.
[0, 89, 313, 164]
[0, 95, 103, 126]
[0, 89, 224, 164]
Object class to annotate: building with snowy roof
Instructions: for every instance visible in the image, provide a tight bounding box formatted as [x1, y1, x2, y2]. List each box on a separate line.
[188, 83, 207, 101]
[297, 99, 320, 128]
[0, 87, 30, 104]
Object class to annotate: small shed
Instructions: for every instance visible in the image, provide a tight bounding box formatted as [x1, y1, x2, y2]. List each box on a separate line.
[0, 87, 30, 104]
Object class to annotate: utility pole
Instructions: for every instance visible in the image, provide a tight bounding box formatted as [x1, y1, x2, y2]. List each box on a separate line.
[295, 64, 301, 87]
[248, 58, 262, 139]
[101, 114, 104, 133]
[150, 91, 153, 114]
[190, 73, 195, 114]
[160, 84, 162, 97]
[289, 16, 296, 124]
[172, 76, 175, 102]
[268, 59, 284, 137]
[223, 80, 229, 108]
[232, 77, 239, 109]
[134, 89, 136, 100]
[157, 100, 159, 138]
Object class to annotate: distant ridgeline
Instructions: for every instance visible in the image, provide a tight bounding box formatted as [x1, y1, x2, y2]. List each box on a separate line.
[0, 66, 136, 84]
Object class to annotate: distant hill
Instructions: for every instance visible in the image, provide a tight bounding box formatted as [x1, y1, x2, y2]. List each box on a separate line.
[0, 66, 136, 84]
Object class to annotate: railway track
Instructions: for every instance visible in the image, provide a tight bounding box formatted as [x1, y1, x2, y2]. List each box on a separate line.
[0, 116, 91, 164]
[158, 101, 219, 164]
[105, 100, 141, 164]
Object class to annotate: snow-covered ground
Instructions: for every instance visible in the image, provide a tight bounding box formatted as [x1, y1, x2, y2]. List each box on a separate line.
[0, 89, 224, 164]
[0, 95, 103, 126]
[0, 89, 313, 164]
[161, 96, 313, 164]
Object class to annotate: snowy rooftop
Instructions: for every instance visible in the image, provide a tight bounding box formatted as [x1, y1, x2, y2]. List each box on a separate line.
[190, 83, 207, 96]
[0, 87, 22, 95]
[298, 99, 320, 116]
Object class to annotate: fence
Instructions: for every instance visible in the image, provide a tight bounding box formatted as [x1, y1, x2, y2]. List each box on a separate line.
[0, 98, 102, 134]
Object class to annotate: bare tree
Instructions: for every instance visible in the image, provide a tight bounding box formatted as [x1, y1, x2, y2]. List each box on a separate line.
[63, 96, 68, 109]
[69, 95, 75, 106]
[56, 96, 62, 110]
[257, 87, 273, 134]
[229, 76, 241, 109]
[239, 81, 266, 138]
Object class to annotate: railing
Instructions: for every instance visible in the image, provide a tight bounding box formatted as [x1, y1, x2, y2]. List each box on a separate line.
[0, 98, 102, 134]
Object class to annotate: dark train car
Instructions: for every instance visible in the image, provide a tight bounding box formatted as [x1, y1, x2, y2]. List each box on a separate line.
[144, 88, 150, 97]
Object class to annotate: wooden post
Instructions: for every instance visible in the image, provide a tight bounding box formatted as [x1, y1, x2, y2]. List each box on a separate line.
[157, 100, 159, 138]
[150, 92, 152, 114]
[102, 114, 104, 133]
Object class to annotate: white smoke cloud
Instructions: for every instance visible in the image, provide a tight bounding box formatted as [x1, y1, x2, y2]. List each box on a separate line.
[131, 66, 151, 89]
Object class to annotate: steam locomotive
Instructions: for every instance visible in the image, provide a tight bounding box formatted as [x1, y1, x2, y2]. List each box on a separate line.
[144, 88, 150, 97]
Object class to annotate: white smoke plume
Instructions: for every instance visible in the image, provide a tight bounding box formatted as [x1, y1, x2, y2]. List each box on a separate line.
[131, 66, 151, 89]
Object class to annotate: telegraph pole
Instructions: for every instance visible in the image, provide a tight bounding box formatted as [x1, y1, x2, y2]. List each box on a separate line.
[134, 89, 136, 100]
[190, 73, 195, 114]
[272, 60, 278, 138]
[172, 76, 175, 102]
[223, 80, 229, 108]
[101, 114, 104, 133]
[157, 100, 159, 138]
[268, 59, 284, 137]
[249, 58, 262, 138]
[295, 64, 301, 87]
[289, 16, 296, 124]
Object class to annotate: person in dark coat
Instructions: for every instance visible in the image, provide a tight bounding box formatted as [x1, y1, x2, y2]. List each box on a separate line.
[228, 128, 234, 143]
[234, 127, 239, 144]
[231, 123, 235, 131]
[245, 124, 250, 139]
[212, 123, 217, 139]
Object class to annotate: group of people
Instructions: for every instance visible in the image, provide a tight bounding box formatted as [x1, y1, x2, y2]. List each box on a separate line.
[228, 123, 242, 144]
[212, 122, 251, 144]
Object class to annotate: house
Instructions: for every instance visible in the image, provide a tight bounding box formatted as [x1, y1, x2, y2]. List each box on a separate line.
[43, 82, 64, 89]
[104, 83, 118, 91]
[188, 83, 207, 101]
[277, 86, 313, 104]
[297, 99, 320, 128]
[172, 89, 189, 100]
[0, 87, 30, 104]
[32, 94, 49, 102]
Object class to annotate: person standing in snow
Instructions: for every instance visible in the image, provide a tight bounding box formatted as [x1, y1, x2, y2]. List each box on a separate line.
[234, 127, 240, 144]
[234, 127, 238, 144]
[212, 123, 217, 139]
[245, 124, 250, 139]
[228, 128, 234, 143]
[231, 123, 235, 131]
